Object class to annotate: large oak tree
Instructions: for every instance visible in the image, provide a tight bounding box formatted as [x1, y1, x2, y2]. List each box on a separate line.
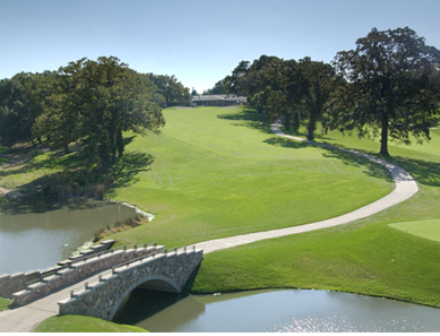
[328, 27, 440, 156]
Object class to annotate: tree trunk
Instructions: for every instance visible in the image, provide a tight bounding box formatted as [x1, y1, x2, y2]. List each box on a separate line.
[109, 121, 116, 165]
[293, 111, 300, 131]
[102, 159, 109, 174]
[64, 144, 70, 155]
[100, 135, 110, 173]
[116, 127, 124, 157]
[380, 112, 389, 156]
[307, 113, 317, 140]
[284, 113, 291, 130]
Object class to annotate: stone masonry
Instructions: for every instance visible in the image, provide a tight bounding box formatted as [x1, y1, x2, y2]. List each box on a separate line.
[11, 244, 164, 306]
[58, 248, 203, 321]
[0, 271, 40, 300]
[0, 240, 115, 300]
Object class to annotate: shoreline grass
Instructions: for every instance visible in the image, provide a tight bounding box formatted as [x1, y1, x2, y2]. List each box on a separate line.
[34, 315, 147, 332]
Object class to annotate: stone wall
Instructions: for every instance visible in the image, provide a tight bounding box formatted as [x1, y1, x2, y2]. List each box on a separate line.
[58, 249, 203, 321]
[11, 245, 163, 306]
[0, 271, 40, 299]
[0, 240, 115, 299]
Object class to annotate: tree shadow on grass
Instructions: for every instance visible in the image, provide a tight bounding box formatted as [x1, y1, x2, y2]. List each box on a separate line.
[264, 136, 394, 182]
[217, 108, 273, 135]
[388, 156, 440, 188]
[107, 152, 155, 192]
[7, 151, 155, 214]
[1, 197, 110, 215]
[123, 136, 136, 147]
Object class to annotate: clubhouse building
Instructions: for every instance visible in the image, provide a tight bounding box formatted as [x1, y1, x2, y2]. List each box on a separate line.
[191, 94, 247, 106]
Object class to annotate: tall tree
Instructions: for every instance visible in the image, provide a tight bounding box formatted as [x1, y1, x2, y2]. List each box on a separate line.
[36, 57, 165, 172]
[78, 57, 165, 171]
[327, 27, 440, 156]
[0, 72, 51, 148]
[35, 60, 86, 154]
[298, 57, 336, 140]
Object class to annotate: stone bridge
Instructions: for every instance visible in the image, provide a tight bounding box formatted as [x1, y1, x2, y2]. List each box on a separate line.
[58, 247, 203, 321]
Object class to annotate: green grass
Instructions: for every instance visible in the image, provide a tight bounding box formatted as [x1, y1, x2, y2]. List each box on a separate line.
[0, 157, 9, 165]
[191, 218, 440, 307]
[102, 106, 393, 248]
[34, 315, 146, 332]
[0, 297, 13, 311]
[0, 151, 77, 190]
[389, 219, 440, 243]
[189, 117, 440, 307]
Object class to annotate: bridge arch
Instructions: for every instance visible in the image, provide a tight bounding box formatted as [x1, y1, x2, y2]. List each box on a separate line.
[109, 275, 181, 320]
[58, 249, 204, 321]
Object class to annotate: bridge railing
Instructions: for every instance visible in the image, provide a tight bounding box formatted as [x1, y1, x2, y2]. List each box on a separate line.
[68, 244, 198, 298]
[112, 245, 197, 271]
[24, 242, 157, 288]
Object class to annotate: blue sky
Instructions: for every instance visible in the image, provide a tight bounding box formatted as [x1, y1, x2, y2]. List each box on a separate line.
[1, 0, 440, 93]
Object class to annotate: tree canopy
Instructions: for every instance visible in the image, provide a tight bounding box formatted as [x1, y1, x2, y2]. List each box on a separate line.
[327, 27, 440, 156]
[147, 74, 191, 107]
[223, 55, 336, 138]
[0, 56, 185, 173]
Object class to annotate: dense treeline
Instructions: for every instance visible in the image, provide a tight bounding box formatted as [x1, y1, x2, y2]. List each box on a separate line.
[219, 27, 440, 154]
[147, 73, 191, 107]
[0, 56, 190, 172]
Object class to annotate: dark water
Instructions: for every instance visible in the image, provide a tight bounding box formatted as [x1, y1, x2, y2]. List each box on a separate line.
[0, 199, 136, 275]
[114, 288, 440, 332]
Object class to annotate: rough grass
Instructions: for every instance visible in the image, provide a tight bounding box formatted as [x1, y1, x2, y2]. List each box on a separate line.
[0, 151, 75, 190]
[389, 219, 440, 243]
[34, 315, 146, 332]
[189, 118, 440, 307]
[103, 106, 393, 248]
[0, 297, 13, 312]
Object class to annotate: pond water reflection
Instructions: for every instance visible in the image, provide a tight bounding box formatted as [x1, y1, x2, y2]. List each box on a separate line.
[0, 199, 136, 275]
[114, 288, 440, 332]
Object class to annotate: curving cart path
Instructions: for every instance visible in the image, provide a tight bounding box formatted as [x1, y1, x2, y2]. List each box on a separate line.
[194, 118, 419, 253]
[0, 118, 419, 332]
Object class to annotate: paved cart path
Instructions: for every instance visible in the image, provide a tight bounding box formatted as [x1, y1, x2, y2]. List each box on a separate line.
[0, 119, 419, 332]
[194, 118, 418, 253]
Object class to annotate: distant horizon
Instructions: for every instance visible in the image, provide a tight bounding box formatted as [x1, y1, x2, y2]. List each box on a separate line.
[2, 0, 440, 93]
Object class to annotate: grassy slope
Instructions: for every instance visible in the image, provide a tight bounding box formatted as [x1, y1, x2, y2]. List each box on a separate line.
[104, 106, 393, 248]
[34, 315, 146, 332]
[190, 122, 440, 307]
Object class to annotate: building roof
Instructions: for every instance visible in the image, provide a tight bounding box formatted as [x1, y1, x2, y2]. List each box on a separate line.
[191, 94, 247, 102]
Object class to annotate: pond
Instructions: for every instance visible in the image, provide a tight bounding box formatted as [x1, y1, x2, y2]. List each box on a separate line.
[113, 288, 440, 332]
[0, 199, 137, 275]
